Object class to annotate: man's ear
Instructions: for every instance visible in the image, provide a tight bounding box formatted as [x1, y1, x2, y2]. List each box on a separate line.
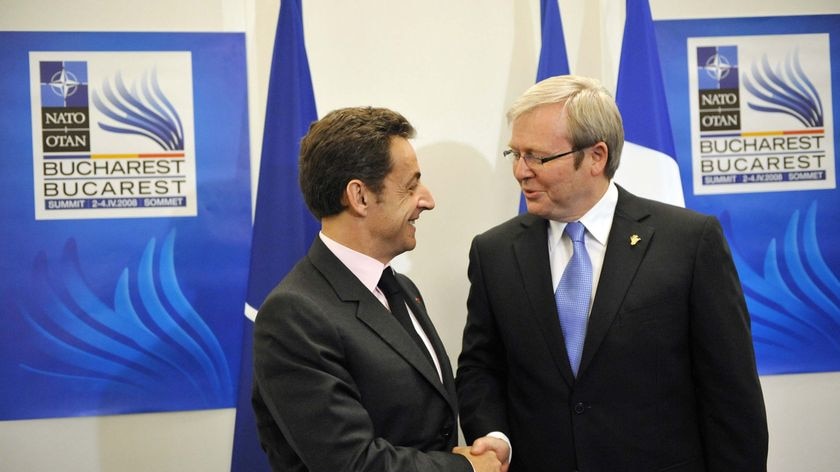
[344, 179, 368, 216]
[588, 141, 609, 176]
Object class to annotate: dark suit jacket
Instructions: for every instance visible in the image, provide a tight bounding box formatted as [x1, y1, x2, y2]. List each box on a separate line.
[253, 238, 470, 472]
[457, 186, 768, 472]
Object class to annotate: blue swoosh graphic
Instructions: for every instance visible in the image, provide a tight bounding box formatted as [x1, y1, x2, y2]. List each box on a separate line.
[92, 69, 185, 150]
[743, 49, 824, 128]
[19, 229, 232, 410]
[730, 201, 840, 374]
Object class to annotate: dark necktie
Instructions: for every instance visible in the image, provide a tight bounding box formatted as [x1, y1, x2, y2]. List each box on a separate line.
[555, 221, 592, 377]
[377, 268, 434, 366]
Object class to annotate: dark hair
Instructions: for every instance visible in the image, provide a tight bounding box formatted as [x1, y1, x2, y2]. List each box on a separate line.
[299, 107, 416, 219]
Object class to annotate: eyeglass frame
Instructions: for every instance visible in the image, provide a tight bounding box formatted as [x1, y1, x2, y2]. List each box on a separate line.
[502, 144, 595, 167]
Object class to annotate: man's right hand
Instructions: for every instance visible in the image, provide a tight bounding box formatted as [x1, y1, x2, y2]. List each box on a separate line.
[453, 446, 502, 472]
[468, 436, 511, 472]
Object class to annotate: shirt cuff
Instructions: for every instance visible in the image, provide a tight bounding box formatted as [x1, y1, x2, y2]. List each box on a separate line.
[486, 431, 512, 464]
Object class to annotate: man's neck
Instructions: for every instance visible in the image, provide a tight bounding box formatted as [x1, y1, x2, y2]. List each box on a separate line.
[321, 214, 388, 264]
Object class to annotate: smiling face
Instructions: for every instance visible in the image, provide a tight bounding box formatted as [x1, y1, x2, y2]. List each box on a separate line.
[509, 102, 608, 222]
[366, 136, 435, 262]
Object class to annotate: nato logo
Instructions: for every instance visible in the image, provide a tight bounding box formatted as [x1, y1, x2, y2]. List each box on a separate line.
[697, 46, 739, 90]
[39, 61, 88, 108]
[697, 46, 740, 131]
[39, 61, 90, 152]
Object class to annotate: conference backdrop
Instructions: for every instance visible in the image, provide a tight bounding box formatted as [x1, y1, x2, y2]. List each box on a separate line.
[0, 32, 252, 420]
[2, 16, 837, 425]
[656, 15, 839, 375]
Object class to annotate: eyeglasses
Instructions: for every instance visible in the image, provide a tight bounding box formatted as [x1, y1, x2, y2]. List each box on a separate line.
[503, 146, 590, 167]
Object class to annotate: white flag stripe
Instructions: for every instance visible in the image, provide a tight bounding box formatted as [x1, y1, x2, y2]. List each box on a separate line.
[244, 303, 258, 323]
[614, 141, 686, 207]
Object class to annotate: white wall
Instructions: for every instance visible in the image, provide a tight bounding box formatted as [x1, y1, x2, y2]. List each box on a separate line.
[2, 1, 839, 470]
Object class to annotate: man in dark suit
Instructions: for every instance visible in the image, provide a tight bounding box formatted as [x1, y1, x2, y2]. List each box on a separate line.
[252, 107, 501, 472]
[456, 76, 768, 471]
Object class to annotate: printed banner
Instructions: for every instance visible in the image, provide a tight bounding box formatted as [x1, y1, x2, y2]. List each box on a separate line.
[688, 34, 833, 194]
[30, 52, 198, 219]
[656, 15, 840, 375]
[0, 33, 251, 420]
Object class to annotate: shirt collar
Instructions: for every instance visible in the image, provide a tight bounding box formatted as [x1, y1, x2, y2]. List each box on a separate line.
[548, 181, 618, 247]
[319, 232, 389, 293]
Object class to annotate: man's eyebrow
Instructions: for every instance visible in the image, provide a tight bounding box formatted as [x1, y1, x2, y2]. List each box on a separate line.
[405, 172, 421, 186]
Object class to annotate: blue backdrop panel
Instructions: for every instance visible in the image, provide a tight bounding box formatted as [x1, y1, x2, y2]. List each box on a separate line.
[656, 15, 840, 375]
[0, 32, 251, 420]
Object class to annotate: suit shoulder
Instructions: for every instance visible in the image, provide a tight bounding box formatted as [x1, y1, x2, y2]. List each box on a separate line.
[473, 213, 539, 245]
[265, 257, 322, 300]
[255, 259, 336, 325]
[621, 190, 715, 227]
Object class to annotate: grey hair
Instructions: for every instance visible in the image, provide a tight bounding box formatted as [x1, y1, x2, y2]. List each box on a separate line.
[507, 75, 624, 178]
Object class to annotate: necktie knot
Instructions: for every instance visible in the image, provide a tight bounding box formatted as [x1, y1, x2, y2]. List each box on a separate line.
[377, 268, 401, 296]
[565, 221, 586, 243]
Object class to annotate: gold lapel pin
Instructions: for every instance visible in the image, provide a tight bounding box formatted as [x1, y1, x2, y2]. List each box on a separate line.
[630, 234, 641, 246]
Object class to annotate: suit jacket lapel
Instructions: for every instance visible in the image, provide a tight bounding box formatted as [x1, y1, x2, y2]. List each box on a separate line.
[356, 296, 448, 397]
[308, 239, 451, 402]
[578, 188, 654, 376]
[403, 289, 459, 412]
[512, 214, 576, 387]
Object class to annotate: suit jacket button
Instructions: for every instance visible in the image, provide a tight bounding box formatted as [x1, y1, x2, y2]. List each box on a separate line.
[573, 402, 586, 415]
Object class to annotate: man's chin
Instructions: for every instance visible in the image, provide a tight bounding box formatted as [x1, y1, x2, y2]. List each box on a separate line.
[522, 201, 549, 218]
[400, 235, 417, 253]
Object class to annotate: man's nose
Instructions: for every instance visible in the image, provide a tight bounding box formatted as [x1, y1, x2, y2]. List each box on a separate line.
[512, 156, 534, 180]
[418, 184, 435, 210]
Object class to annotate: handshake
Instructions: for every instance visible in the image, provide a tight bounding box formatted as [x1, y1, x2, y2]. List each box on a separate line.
[453, 436, 511, 472]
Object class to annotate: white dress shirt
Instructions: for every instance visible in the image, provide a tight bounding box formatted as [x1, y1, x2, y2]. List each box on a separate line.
[548, 181, 619, 309]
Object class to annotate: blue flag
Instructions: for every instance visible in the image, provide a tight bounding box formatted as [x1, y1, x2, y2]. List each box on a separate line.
[536, 0, 570, 82]
[520, 0, 571, 214]
[614, 0, 685, 206]
[230, 0, 319, 469]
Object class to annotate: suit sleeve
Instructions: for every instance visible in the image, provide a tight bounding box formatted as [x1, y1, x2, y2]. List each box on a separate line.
[690, 217, 769, 470]
[253, 291, 471, 472]
[456, 237, 511, 443]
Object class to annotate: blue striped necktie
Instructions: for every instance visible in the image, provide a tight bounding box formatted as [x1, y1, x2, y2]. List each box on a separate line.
[554, 221, 592, 377]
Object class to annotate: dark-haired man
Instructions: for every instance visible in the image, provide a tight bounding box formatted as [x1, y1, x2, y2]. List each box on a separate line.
[253, 107, 500, 472]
